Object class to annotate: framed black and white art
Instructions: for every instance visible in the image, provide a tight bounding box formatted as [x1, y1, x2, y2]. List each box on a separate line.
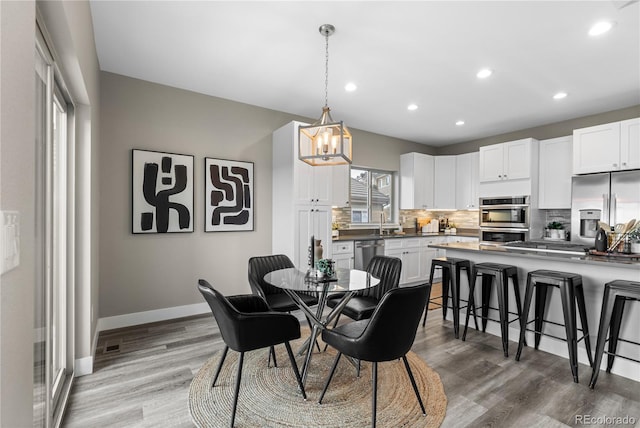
[204, 158, 254, 232]
[132, 149, 194, 234]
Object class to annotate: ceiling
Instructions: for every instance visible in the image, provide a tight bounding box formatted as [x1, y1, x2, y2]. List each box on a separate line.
[89, 1, 640, 147]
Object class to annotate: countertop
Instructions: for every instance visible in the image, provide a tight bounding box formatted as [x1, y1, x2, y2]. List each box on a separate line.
[429, 241, 640, 269]
[332, 231, 479, 242]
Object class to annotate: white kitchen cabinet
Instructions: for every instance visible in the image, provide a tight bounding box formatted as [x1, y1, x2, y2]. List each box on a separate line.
[272, 121, 334, 269]
[331, 164, 350, 207]
[573, 118, 640, 174]
[433, 156, 456, 209]
[295, 205, 332, 269]
[620, 118, 640, 171]
[400, 152, 434, 209]
[295, 154, 332, 205]
[331, 241, 354, 269]
[538, 136, 572, 209]
[455, 152, 479, 209]
[479, 139, 532, 182]
[384, 238, 422, 285]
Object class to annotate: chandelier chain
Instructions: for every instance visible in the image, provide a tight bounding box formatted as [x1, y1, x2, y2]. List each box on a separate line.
[324, 31, 329, 108]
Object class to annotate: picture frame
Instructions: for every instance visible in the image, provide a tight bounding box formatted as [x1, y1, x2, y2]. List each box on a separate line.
[204, 157, 254, 232]
[132, 149, 194, 234]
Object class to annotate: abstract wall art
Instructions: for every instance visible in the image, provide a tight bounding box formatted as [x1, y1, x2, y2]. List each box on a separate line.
[132, 149, 194, 233]
[205, 158, 254, 232]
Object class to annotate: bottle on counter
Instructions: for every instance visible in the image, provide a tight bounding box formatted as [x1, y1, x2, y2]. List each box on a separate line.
[594, 227, 607, 252]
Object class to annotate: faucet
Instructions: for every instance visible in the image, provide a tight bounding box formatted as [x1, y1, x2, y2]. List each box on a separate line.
[379, 212, 385, 236]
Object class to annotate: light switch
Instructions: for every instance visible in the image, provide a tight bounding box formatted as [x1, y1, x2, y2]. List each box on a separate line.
[1, 211, 20, 275]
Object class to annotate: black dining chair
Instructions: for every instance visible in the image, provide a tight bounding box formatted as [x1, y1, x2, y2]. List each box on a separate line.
[326, 255, 402, 322]
[323, 256, 402, 364]
[197, 279, 307, 428]
[248, 254, 319, 365]
[319, 283, 431, 428]
[248, 254, 318, 312]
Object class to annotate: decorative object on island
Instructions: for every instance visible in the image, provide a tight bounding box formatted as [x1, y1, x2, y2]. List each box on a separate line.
[132, 149, 194, 234]
[204, 158, 254, 232]
[298, 24, 353, 166]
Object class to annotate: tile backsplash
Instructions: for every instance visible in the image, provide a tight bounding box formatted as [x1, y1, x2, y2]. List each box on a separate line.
[332, 207, 480, 230]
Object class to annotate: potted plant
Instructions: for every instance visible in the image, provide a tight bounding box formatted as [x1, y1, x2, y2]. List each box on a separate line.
[316, 258, 335, 278]
[546, 221, 566, 240]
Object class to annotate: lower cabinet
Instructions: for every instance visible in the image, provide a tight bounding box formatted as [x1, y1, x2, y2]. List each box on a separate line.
[331, 241, 354, 270]
[385, 238, 438, 285]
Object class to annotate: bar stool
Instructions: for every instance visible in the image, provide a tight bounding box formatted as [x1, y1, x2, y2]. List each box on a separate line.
[589, 280, 640, 389]
[515, 270, 593, 383]
[422, 257, 478, 339]
[462, 262, 524, 357]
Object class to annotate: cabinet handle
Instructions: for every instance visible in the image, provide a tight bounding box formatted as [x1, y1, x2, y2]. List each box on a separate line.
[622, 162, 627, 166]
[613, 163, 618, 167]
[498, 175, 502, 178]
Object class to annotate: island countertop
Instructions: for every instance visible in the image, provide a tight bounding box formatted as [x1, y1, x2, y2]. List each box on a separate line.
[428, 241, 640, 269]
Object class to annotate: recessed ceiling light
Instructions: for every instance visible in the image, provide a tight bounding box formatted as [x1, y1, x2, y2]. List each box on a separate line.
[455, 120, 465, 126]
[476, 68, 493, 79]
[345, 82, 357, 92]
[589, 21, 614, 36]
[553, 92, 568, 100]
[407, 104, 418, 111]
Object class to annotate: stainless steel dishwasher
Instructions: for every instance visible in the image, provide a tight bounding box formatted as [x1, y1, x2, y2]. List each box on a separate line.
[354, 240, 385, 270]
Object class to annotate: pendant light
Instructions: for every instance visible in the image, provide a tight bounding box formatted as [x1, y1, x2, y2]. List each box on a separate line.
[299, 24, 353, 166]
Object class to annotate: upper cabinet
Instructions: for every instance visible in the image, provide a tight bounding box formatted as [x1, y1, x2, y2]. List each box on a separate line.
[400, 152, 434, 209]
[538, 136, 572, 209]
[433, 156, 456, 209]
[573, 118, 640, 174]
[331, 164, 350, 208]
[456, 152, 479, 209]
[479, 138, 532, 182]
[294, 153, 332, 205]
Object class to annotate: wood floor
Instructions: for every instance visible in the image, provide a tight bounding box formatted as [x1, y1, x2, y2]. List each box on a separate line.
[63, 303, 640, 427]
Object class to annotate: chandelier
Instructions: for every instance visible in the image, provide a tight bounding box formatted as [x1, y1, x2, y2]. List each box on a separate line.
[298, 24, 353, 166]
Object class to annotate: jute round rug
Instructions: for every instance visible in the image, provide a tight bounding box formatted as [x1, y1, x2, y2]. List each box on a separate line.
[189, 333, 447, 427]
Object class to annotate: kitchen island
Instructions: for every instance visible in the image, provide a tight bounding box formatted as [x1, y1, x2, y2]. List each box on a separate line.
[429, 242, 640, 382]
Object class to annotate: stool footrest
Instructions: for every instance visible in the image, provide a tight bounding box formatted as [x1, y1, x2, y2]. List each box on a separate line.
[602, 350, 640, 364]
[522, 327, 590, 345]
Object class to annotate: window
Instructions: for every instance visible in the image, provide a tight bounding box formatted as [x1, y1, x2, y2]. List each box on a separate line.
[349, 167, 394, 223]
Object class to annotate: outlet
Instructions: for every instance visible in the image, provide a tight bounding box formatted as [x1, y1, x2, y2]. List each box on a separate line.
[1, 211, 20, 275]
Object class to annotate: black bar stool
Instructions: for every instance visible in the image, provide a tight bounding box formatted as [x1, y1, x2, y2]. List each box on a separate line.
[589, 280, 640, 389]
[515, 270, 594, 383]
[462, 262, 524, 357]
[422, 257, 478, 339]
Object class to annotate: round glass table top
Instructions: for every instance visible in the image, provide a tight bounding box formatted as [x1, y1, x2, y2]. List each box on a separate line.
[264, 268, 380, 293]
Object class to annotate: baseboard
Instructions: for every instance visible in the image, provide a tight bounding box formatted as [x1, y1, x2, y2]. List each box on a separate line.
[75, 355, 94, 377]
[74, 313, 110, 377]
[97, 302, 210, 332]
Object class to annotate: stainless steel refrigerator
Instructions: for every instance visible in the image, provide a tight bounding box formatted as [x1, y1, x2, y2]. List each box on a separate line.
[570, 170, 640, 246]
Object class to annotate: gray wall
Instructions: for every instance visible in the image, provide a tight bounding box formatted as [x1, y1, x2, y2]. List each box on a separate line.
[436, 105, 640, 155]
[1, 2, 36, 425]
[98, 72, 428, 318]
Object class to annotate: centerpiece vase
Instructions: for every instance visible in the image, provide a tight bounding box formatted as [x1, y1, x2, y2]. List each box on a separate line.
[314, 239, 323, 261]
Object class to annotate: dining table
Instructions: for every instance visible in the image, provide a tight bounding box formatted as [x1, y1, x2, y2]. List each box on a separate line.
[263, 267, 380, 384]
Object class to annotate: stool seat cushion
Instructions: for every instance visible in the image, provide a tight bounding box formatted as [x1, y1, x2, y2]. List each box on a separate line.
[529, 270, 582, 281]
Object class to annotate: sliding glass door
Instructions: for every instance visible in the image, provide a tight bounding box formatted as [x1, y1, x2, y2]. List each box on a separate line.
[35, 25, 75, 428]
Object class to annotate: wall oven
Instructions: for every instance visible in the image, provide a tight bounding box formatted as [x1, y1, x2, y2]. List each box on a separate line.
[479, 196, 530, 243]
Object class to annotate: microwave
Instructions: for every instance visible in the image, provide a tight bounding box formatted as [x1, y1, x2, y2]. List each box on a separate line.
[479, 196, 530, 229]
